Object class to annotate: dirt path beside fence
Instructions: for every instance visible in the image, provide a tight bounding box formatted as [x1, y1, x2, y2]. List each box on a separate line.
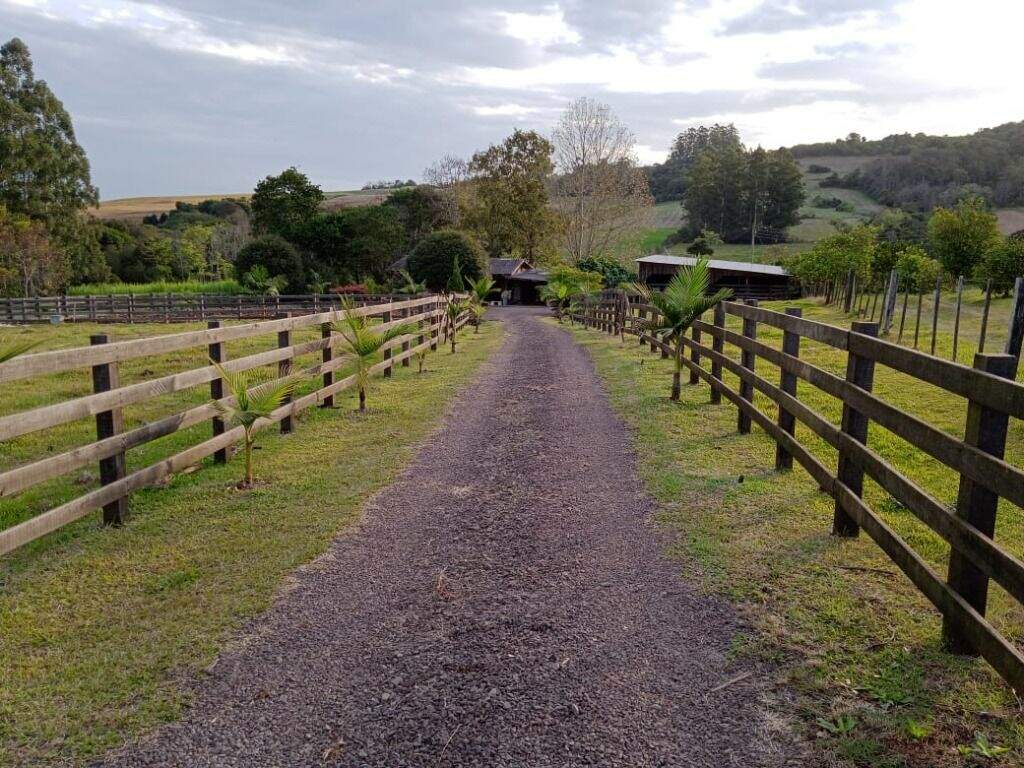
[98, 307, 806, 768]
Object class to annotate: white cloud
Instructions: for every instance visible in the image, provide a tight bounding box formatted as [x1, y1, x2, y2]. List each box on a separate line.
[472, 103, 541, 117]
[498, 6, 581, 47]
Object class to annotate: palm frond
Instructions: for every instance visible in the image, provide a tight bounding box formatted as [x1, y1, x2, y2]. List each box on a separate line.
[0, 338, 41, 363]
[210, 359, 303, 428]
[636, 258, 732, 339]
[467, 275, 495, 303]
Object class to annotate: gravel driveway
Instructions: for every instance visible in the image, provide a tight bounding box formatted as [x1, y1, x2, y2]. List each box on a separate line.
[98, 307, 807, 768]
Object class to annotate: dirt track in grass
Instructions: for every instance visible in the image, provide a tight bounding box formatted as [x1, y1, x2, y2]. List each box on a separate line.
[97, 307, 808, 767]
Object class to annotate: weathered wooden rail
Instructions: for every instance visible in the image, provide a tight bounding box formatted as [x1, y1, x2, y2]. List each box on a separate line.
[0, 295, 470, 556]
[573, 293, 1024, 692]
[0, 293, 424, 324]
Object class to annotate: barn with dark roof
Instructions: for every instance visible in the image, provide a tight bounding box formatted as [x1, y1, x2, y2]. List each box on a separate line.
[635, 255, 799, 300]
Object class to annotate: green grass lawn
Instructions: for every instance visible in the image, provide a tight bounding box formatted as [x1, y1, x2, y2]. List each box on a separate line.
[560, 302, 1023, 768]
[0, 318, 503, 767]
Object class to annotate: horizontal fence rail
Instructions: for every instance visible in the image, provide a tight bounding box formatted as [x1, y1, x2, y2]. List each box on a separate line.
[0, 293, 427, 324]
[572, 291, 1024, 692]
[0, 295, 471, 556]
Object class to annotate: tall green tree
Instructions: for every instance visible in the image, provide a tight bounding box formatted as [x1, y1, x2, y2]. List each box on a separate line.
[466, 129, 559, 261]
[293, 207, 404, 284]
[647, 124, 742, 202]
[0, 38, 98, 232]
[927, 196, 1001, 277]
[250, 167, 323, 239]
[684, 144, 804, 244]
[407, 229, 485, 292]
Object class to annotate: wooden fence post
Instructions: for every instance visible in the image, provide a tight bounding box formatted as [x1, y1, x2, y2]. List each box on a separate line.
[637, 306, 647, 345]
[90, 334, 127, 525]
[897, 289, 909, 343]
[430, 300, 439, 351]
[401, 307, 411, 367]
[207, 321, 228, 463]
[913, 288, 924, 348]
[951, 275, 965, 362]
[775, 307, 802, 470]
[832, 320, 879, 537]
[710, 302, 725, 405]
[688, 322, 701, 385]
[942, 352, 1016, 655]
[127, 293, 135, 324]
[930, 274, 942, 356]
[978, 279, 993, 352]
[1006, 277, 1024, 376]
[737, 299, 758, 434]
[881, 270, 899, 334]
[321, 322, 335, 408]
[278, 318, 293, 434]
[382, 308, 393, 378]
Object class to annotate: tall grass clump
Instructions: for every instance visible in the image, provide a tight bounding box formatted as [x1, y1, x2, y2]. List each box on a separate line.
[68, 279, 248, 296]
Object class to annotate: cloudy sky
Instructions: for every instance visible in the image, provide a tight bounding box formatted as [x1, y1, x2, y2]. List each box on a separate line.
[2, 0, 1021, 199]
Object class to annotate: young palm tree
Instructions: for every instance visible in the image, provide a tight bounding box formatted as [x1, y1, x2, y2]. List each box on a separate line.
[466, 275, 495, 333]
[632, 258, 732, 401]
[331, 302, 416, 411]
[210, 361, 303, 487]
[540, 282, 572, 321]
[397, 269, 426, 295]
[444, 297, 471, 353]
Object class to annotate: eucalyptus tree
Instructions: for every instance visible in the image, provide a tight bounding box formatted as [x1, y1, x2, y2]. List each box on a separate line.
[631, 259, 732, 401]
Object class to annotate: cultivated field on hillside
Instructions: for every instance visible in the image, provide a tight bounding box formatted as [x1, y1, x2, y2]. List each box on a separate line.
[92, 188, 393, 221]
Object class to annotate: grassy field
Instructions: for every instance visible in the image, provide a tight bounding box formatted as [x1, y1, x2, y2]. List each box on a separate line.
[92, 189, 392, 221]
[0, 318, 503, 766]
[561, 301, 1024, 768]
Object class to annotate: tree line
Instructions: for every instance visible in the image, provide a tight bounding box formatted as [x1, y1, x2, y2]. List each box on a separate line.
[0, 35, 651, 299]
[795, 123, 1024, 212]
[786, 197, 1024, 294]
[644, 124, 806, 245]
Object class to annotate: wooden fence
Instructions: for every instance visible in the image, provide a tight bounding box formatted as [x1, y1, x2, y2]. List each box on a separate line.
[809, 272, 1024, 364]
[0, 293, 424, 324]
[573, 292, 1024, 692]
[0, 295, 469, 556]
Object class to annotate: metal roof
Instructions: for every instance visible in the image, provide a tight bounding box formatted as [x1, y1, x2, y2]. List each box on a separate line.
[489, 258, 530, 276]
[635, 254, 789, 277]
[506, 268, 548, 283]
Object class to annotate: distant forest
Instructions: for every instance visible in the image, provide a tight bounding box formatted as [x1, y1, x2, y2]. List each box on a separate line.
[790, 121, 1024, 211]
[646, 121, 1024, 214]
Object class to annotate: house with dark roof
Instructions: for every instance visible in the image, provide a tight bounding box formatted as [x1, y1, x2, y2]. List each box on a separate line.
[488, 258, 548, 304]
[390, 255, 548, 303]
[635, 255, 799, 300]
